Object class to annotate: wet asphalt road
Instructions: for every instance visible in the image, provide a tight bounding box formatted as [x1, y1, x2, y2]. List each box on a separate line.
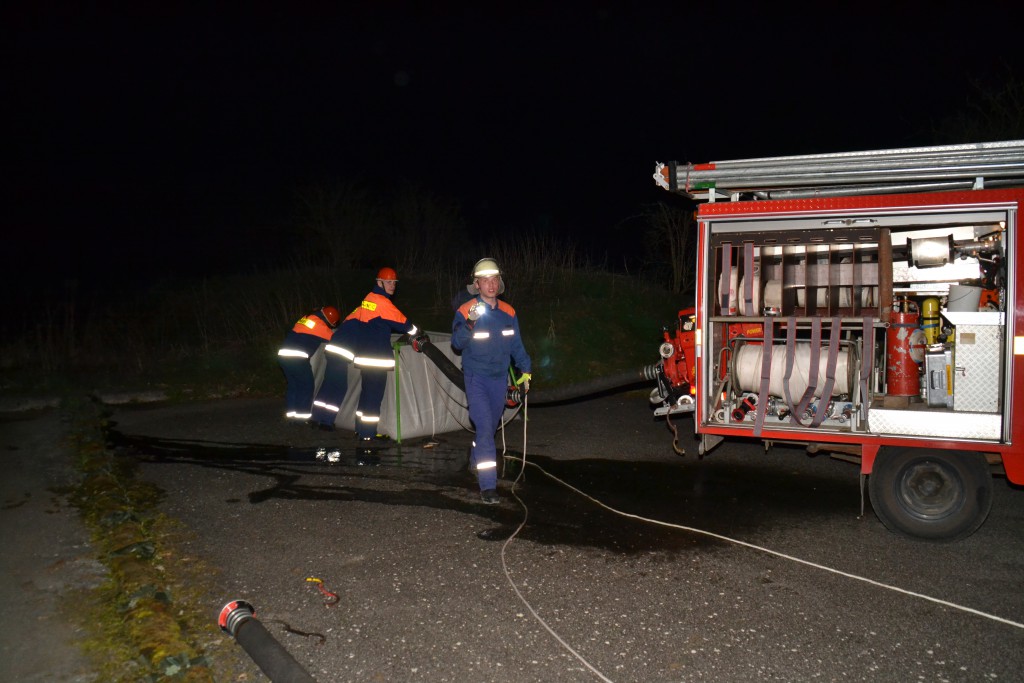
[107, 394, 1024, 683]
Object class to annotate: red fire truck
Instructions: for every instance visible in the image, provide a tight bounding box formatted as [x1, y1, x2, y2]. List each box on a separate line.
[650, 141, 1024, 541]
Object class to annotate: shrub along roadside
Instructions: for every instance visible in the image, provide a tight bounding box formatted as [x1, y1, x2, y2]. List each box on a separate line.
[65, 399, 255, 682]
[2, 263, 687, 404]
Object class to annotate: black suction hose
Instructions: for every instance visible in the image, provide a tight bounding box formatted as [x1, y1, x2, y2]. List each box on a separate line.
[510, 365, 660, 405]
[415, 337, 658, 405]
[219, 600, 317, 683]
[415, 339, 465, 391]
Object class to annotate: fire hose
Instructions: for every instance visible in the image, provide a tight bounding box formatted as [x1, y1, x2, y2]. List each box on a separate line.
[412, 336, 465, 391]
[219, 600, 317, 682]
[412, 336, 660, 405]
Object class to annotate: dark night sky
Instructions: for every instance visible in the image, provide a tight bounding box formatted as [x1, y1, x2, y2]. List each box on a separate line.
[5, 3, 1024, 295]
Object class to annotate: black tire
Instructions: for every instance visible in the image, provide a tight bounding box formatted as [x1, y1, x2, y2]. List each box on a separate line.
[868, 448, 993, 541]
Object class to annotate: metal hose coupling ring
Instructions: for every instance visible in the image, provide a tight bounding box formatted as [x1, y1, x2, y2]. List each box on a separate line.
[218, 599, 256, 637]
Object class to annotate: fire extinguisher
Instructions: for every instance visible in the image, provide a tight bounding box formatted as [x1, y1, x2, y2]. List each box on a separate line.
[886, 297, 926, 397]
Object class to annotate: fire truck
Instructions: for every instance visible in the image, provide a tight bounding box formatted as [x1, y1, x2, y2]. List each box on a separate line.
[650, 140, 1024, 541]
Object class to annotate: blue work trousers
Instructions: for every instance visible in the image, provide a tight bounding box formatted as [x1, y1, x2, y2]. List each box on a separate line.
[279, 356, 314, 419]
[356, 367, 389, 438]
[311, 355, 349, 427]
[465, 372, 508, 491]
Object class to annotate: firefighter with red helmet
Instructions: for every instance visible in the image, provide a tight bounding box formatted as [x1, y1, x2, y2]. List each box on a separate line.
[452, 258, 532, 504]
[278, 305, 341, 424]
[311, 268, 422, 441]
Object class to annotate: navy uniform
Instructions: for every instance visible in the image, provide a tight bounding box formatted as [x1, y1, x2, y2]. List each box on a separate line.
[278, 306, 340, 423]
[451, 258, 531, 503]
[312, 268, 418, 440]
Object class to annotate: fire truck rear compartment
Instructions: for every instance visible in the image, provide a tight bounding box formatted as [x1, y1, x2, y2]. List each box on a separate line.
[652, 141, 1024, 540]
[703, 209, 1009, 445]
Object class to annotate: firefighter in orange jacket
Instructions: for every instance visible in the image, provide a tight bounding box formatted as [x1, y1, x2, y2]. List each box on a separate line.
[311, 268, 421, 440]
[278, 305, 341, 424]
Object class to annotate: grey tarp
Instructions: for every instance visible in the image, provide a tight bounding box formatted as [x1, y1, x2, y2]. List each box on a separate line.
[313, 331, 508, 440]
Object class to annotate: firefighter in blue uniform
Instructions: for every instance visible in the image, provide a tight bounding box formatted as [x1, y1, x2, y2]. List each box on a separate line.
[452, 258, 532, 504]
[278, 305, 340, 424]
[311, 267, 421, 441]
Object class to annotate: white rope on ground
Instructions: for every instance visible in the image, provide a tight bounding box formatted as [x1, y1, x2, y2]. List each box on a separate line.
[486, 393, 1019, 683]
[517, 458, 1024, 632]
[496, 396, 615, 683]
[486, 394, 1019, 683]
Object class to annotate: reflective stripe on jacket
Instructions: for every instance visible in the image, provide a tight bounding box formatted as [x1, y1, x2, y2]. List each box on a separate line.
[452, 297, 531, 380]
[331, 286, 417, 367]
[279, 309, 334, 357]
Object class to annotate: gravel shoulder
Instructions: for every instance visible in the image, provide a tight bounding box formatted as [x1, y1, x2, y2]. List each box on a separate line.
[0, 410, 105, 683]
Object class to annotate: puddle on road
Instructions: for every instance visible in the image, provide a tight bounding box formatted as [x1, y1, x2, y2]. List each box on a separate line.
[106, 427, 863, 555]
[106, 428, 471, 476]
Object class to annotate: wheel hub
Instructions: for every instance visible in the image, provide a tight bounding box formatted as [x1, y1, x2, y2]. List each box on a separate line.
[899, 461, 959, 519]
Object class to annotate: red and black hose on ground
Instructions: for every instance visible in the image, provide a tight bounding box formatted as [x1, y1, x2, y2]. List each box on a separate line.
[219, 600, 317, 683]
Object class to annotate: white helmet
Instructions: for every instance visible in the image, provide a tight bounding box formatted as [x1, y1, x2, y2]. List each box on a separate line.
[472, 258, 501, 278]
[469, 257, 505, 295]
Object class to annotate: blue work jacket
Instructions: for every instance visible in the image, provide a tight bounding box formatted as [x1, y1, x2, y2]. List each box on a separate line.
[279, 309, 335, 358]
[329, 285, 417, 368]
[452, 297, 532, 380]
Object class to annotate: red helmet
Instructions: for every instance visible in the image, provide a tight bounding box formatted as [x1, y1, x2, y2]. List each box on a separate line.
[321, 306, 341, 327]
[377, 267, 398, 281]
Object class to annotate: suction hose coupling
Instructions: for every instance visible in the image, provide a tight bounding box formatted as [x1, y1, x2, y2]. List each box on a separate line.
[218, 599, 255, 637]
[641, 363, 661, 381]
[218, 600, 317, 683]
[732, 393, 758, 422]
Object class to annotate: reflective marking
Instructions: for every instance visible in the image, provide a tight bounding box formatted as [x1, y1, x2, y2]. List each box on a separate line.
[278, 349, 310, 358]
[473, 332, 490, 339]
[354, 356, 396, 368]
[477, 461, 497, 471]
[313, 400, 339, 413]
[326, 344, 355, 360]
[501, 329, 514, 336]
[361, 300, 377, 311]
[359, 415, 380, 423]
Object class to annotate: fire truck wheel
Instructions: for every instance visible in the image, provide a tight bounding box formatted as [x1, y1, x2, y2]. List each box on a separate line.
[868, 448, 993, 542]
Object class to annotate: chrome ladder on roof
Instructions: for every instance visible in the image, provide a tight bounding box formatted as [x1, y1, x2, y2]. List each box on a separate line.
[654, 140, 1024, 201]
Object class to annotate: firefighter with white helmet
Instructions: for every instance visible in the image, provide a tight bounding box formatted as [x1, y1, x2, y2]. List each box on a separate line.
[452, 258, 532, 504]
[278, 305, 341, 424]
[311, 267, 423, 441]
